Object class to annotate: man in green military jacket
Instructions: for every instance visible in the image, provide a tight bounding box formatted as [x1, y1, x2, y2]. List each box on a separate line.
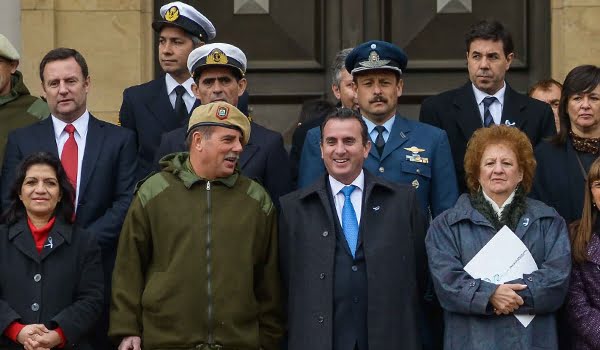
[109, 101, 284, 350]
[0, 34, 49, 164]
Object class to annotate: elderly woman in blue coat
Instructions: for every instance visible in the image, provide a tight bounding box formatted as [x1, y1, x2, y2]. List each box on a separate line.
[425, 125, 571, 350]
[0, 152, 103, 350]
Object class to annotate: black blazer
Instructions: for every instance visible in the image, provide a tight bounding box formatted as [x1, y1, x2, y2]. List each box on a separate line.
[0, 218, 103, 350]
[419, 82, 556, 193]
[531, 139, 596, 224]
[279, 171, 426, 350]
[154, 121, 292, 208]
[0, 115, 137, 256]
[119, 76, 200, 181]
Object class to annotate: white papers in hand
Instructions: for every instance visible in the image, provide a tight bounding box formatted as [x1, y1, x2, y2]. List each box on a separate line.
[463, 225, 538, 327]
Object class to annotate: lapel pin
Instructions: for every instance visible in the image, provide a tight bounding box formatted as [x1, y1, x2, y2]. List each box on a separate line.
[373, 206, 380, 211]
[44, 237, 53, 249]
[523, 218, 530, 227]
[505, 120, 516, 126]
[400, 131, 406, 139]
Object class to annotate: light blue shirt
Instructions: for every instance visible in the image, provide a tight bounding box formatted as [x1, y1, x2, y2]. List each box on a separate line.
[363, 115, 396, 143]
[472, 83, 506, 125]
[329, 170, 364, 226]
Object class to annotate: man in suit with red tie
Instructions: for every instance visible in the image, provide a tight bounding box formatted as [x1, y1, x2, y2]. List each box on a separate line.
[0, 47, 137, 350]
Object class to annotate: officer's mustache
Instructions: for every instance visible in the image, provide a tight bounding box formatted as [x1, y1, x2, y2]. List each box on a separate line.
[224, 152, 239, 162]
[369, 96, 387, 103]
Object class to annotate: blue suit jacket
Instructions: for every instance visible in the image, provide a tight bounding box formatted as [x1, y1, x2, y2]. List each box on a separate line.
[119, 75, 200, 181]
[153, 121, 292, 208]
[0, 115, 137, 253]
[298, 115, 458, 218]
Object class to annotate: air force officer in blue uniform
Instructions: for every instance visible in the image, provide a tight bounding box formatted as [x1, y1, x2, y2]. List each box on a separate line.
[298, 41, 458, 218]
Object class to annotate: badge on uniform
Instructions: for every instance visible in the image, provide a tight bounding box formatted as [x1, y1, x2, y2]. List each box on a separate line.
[412, 179, 420, 189]
[207, 48, 228, 65]
[216, 106, 229, 120]
[505, 120, 516, 127]
[404, 146, 429, 164]
[165, 6, 180, 22]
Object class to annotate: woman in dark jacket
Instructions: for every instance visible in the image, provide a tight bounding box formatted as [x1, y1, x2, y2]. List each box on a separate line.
[531, 65, 600, 224]
[426, 126, 571, 350]
[0, 152, 103, 350]
[567, 157, 600, 349]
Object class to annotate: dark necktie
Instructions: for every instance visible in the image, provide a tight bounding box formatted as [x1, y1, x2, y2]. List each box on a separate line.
[483, 96, 497, 127]
[374, 125, 386, 156]
[174, 85, 188, 124]
[61, 124, 78, 191]
[341, 185, 359, 258]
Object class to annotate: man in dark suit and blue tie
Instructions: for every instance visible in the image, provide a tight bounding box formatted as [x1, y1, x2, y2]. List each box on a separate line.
[419, 20, 556, 193]
[280, 108, 426, 350]
[119, 1, 215, 181]
[0, 47, 137, 350]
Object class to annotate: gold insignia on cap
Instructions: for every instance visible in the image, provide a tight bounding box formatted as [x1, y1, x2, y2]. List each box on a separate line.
[412, 179, 420, 189]
[165, 6, 180, 22]
[216, 106, 229, 120]
[206, 49, 228, 65]
[358, 50, 391, 69]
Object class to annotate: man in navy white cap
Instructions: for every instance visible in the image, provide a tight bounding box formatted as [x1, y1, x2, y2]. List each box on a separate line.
[119, 1, 216, 181]
[0, 34, 49, 166]
[154, 42, 292, 208]
[297, 40, 457, 350]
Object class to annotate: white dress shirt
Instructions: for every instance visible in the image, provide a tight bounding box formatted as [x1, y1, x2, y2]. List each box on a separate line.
[472, 82, 506, 126]
[329, 170, 365, 227]
[52, 111, 90, 207]
[165, 74, 196, 112]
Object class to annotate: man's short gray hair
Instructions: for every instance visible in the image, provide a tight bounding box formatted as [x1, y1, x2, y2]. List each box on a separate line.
[186, 125, 214, 149]
[330, 48, 353, 87]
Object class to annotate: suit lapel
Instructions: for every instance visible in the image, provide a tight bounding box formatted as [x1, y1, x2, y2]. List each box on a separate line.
[501, 84, 527, 129]
[79, 115, 104, 200]
[453, 83, 483, 143]
[239, 123, 259, 169]
[379, 116, 410, 161]
[146, 77, 180, 131]
[35, 118, 60, 157]
[239, 143, 258, 169]
[8, 221, 40, 263]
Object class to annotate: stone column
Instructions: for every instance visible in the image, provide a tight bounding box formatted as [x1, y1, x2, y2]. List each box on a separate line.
[552, 0, 600, 82]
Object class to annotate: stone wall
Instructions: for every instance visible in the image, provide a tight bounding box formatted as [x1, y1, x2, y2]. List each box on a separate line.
[20, 0, 153, 124]
[551, 0, 600, 82]
[18, 0, 600, 125]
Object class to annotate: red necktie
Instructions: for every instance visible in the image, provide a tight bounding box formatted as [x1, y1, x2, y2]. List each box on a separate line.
[61, 124, 78, 190]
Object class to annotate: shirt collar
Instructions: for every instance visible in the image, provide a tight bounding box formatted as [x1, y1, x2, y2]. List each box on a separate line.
[362, 115, 396, 134]
[165, 74, 195, 98]
[328, 170, 365, 196]
[51, 110, 90, 139]
[482, 187, 516, 218]
[472, 82, 506, 106]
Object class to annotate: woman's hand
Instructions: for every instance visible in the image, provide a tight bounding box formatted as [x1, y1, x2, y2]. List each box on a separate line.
[16, 324, 48, 346]
[490, 283, 528, 315]
[23, 330, 62, 350]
